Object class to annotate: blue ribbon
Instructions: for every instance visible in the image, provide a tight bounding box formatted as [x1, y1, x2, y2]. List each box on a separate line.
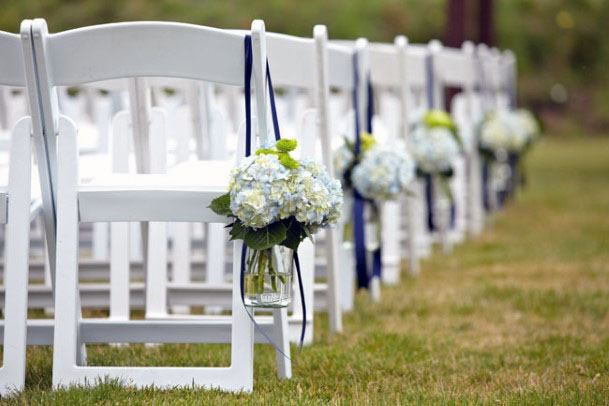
[350, 54, 383, 286]
[482, 160, 491, 212]
[507, 152, 520, 200]
[351, 53, 369, 289]
[241, 35, 307, 353]
[366, 74, 382, 281]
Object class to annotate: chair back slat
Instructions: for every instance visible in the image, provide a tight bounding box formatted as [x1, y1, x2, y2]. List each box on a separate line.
[40, 22, 245, 86]
[267, 33, 316, 88]
[434, 47, 477, 86]
[0, 32, 25, 87]
[405, 45, 427, 88]
[369, 43, 399, 88]
[327, 44, 354, 89]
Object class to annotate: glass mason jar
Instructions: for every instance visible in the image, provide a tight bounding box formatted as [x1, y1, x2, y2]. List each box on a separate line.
[341, 194, 354, 248]
[364, 204, 381, 252]
[244, 245, 293, 308]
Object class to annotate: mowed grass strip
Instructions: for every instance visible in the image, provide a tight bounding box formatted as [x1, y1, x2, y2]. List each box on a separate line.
[3, 136, 609, 404]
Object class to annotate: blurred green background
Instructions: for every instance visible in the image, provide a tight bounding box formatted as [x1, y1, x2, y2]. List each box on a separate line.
[1, 0, 607, 135]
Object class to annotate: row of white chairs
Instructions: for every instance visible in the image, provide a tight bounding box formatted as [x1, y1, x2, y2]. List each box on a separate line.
[0, 18, 516, 393]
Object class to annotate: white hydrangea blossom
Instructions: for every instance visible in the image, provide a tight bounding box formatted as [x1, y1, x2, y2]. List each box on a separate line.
[228, 152, 343, 230]
[229, 154, 291, 228]
[480, 111, 529, 153]
[409, 125, 461, 174]
[293, 159, 343, 228]
[352, 147, 415, 201]
[511, 109, 539, 142]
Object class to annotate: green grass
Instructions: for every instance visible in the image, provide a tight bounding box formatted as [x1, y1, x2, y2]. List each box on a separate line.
[3, 136, 609, 404]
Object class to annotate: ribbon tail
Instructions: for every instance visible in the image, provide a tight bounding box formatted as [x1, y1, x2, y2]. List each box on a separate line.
[482, 160, 490, 212]
[293, 251, 306, 351]
[371, 203, 382, 279]
[424, 174, 436, 231]
[353, 192, 369, 289]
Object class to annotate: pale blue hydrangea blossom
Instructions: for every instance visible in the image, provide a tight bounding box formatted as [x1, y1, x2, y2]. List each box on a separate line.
[352, 147, 415, 201]
[228, 152, 343, 230]
[293, 159, 343, 229]
[409, 125, 460, 173]
[229, 154, 291, 228]
[333, 144, 354, 181]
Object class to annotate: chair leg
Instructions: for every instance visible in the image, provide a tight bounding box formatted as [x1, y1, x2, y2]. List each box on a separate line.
[381, 201, 401, 285]
[43, 237, 54, 316]
[0, 118, 32, 395]
[324, 226, 343, 332]
[339, 243, 355, 312]
[272, 307, 292, 379]
[405, 197, 420, 276]
[289, 238, 314, 344]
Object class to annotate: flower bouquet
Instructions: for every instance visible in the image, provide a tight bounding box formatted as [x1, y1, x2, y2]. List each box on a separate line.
[409, 110, 462, 199]
[210, 139, 343, 308]
[478, 109, 540, 204]
[334, 133, 414, 242]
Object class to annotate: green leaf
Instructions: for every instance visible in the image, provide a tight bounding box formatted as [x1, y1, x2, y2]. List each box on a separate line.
[229, 220, 249, 241]
[282, 218, 306, 250]
[244, 222, 287, 250]
[209, 193, 232, 217]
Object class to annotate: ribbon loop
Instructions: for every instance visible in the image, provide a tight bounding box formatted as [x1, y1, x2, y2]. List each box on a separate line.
[351, 52, 382, 288]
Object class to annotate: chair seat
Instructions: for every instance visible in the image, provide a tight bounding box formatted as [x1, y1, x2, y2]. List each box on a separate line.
[80, 153, 112, 182]
[80, 160, 234, 223]
[168, 159, 233, 188]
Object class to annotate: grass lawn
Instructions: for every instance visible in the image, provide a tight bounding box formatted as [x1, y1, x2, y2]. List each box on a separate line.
[3, 136, 609, 404]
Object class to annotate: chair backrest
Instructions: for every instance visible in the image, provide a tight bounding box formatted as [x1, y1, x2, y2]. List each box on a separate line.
[368, 37, 409, 141]
[476, 44, 507, 110]
[502, 49, 517, 108]
[29, 20, 269, 143]
[327, 38, 369, 137]
[0, 31, 26, 87]
[264, 26, 345, 172]
[24, 19, 271, 212]
[0, 31, 27, 136]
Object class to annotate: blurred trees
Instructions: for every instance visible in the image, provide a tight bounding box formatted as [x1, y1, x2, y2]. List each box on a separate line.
[1, 0, 607, 133]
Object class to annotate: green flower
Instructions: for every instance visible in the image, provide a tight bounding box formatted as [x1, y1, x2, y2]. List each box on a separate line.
[360, 132, 377, 152]
[276, 138, 298, 152]
[424, 110, 455, 131]
[279, 153, 300, 169]
[256, 148, 278, 156]
[255, 139, 300, 169]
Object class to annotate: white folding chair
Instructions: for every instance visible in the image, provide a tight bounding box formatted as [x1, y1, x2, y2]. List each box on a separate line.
[0, 30, 37, 396]
[265, 26, 344, 337]
[398, 44, 434, 262]
[25, 18, 289, 391]
[368, 37, 420, 281]
[127, 27, 345, 341]
[443, 41, 486, 236]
